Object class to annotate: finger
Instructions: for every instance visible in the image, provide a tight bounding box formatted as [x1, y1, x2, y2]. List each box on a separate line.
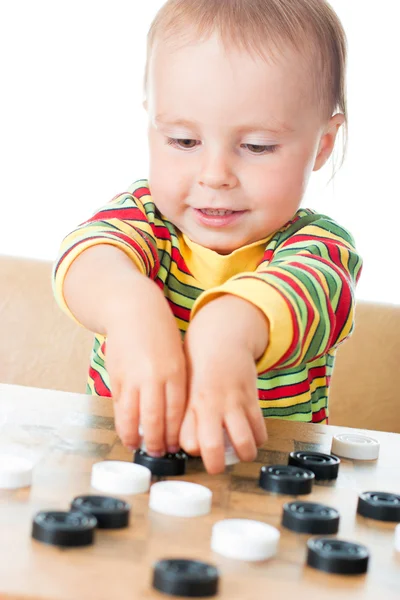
[224, 406, 257, 462]
[140, 383, 166, 457]
[179, 406, 200, 455]
[165, 377, 187, 453]
[109, 376, 122, 402]
[113, 387, 140, 450]
[197, 403, 225, 474]
[246, 403, 268, 447]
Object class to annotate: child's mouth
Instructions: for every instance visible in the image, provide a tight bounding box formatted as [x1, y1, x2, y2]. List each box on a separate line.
[194, 208, 246, 228]
[199, 209, 235, 216]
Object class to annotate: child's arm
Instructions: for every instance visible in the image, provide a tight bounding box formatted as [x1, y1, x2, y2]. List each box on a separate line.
[181, 294, 269, 474]
[62, 244, 146, 334]
[180, 215, 362, 473]
[52, 194, 187, 457]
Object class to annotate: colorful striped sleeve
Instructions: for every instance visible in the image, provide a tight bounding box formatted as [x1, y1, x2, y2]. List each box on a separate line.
[192, 214, 362, 374]
[52, 185, 160, 319]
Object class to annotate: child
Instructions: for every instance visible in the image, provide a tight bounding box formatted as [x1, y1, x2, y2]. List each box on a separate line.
[53, 0, 362, 474]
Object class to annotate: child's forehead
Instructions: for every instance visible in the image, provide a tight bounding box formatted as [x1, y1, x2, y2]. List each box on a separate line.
[147, 34, 316, 123]
[151, 31, 305, 73]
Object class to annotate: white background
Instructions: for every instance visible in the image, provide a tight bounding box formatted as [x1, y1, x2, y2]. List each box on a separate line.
[1, 1, 399, 303]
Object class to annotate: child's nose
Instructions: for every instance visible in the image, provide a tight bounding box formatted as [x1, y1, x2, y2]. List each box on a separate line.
[198, 152, 238, 190]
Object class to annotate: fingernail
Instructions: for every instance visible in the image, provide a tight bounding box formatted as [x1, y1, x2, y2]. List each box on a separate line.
[127, 446, 137, 452]
[168, 445, 180, 454]
[148, 451, 164, 458]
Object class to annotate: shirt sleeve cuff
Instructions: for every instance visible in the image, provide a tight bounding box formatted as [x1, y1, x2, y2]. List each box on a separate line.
[191, 278, 293, 372]
[52, 238, 145, 326]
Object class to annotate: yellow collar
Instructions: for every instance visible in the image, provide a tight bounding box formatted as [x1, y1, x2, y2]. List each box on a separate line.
[178, 233, 270, 288]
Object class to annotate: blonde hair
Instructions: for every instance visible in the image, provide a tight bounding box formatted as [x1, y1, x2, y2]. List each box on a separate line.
[145, 0, 348, 167]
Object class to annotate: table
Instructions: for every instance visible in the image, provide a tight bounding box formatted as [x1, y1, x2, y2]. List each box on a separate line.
[0, 383, 399, 600]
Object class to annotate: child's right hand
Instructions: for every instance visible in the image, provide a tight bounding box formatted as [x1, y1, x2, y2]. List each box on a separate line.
[103, 274, 187, 457]
[63, 245, 187, 457]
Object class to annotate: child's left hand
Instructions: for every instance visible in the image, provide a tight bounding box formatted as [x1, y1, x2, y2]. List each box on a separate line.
[179, 295, 269, 474]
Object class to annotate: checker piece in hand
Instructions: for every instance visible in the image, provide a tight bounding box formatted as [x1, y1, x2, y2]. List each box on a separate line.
[134, 449, 187, 476]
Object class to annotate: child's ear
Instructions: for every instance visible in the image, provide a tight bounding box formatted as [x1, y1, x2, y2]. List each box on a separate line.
[313, 113, 345, 171]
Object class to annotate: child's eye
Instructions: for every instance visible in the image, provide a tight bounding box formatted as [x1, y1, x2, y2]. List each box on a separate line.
[166, 138, 200, 150]
[242, 144, 278, 154]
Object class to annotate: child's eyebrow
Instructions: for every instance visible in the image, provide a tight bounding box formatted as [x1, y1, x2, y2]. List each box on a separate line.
[237, 122, 295, 135]
[155, 114, 294, 135]
[155, 114, 200, 129]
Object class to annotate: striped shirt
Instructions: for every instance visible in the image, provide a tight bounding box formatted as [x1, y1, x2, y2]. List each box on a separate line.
[53, 179, 362, 423]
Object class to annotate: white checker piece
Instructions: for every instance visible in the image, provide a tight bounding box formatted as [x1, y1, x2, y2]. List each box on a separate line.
[395, 524, 400, 553]
[331, 433, 380, 460]
[149, 481, 212, 517]
[0, 454, 33, 489]
[223, 430, 240, 466]
[91, 460, 151, 495]
[211, 518, 280, 561]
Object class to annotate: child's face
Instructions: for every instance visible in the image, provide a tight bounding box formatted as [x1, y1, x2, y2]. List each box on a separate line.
[146, 34, 342, 254]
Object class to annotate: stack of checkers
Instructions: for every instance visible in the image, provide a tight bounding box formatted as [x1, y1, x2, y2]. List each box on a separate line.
[7, 431, 396, 597]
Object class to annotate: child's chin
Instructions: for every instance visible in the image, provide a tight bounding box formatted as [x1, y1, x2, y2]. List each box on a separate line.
[199, 237, 243, 255]
[183, 225, 246, 254]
